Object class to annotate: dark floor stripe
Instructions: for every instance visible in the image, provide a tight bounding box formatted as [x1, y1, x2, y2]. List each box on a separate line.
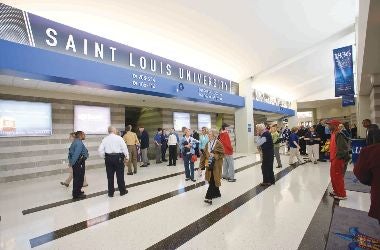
[23, 156, 247, 215]
[29, 159, 257, 248]
[297, 184, 340, 250]
[147, 164, 300, 250]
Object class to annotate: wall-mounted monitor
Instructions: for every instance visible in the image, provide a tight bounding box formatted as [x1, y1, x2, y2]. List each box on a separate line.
[173, 112, 190, 131]
[0, 100, 52, 137]
[74, 105, 110, 134]
[198, 114, 211, 130]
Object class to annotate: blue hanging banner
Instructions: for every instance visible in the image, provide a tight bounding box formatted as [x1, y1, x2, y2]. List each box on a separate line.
[333, 45, 355, 97]
[342, 95, 355, 107]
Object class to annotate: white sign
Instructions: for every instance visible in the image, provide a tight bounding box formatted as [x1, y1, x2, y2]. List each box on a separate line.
[0, 100, 52, 137]
[74, 105, 110, 134]
[198, 114, 211, 130]
[173, 112, 190, 131]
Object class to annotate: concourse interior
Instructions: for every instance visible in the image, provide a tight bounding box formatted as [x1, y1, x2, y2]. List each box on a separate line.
[1, 0, 380, 250]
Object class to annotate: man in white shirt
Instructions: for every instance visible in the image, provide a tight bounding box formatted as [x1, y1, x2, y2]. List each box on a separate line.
[167, 129, 178, 166]
[98, 126, 129, 197]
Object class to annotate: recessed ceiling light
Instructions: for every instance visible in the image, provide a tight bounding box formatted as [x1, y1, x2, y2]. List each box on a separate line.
[23, 78, 30, 81]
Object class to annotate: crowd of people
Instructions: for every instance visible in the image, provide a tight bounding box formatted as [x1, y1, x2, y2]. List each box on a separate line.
[61, 123, 237, 205]
[60, 118, 379, 223]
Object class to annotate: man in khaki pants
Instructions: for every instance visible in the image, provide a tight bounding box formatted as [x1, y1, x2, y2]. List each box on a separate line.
[123, 125, 140, 175]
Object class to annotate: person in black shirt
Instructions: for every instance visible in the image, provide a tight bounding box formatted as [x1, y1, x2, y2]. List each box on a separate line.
[297, 125, 307, 155]
[350, 124, 357, 139]
[138, 126, 150, 167]
[362, 119, 380, 146]
[316, 119, 327, 161]
[304, 125, 321, 164]
[192, 130, 200, 157]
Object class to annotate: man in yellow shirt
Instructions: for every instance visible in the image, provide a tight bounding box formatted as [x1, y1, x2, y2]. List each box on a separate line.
[123, 125, 140, 175]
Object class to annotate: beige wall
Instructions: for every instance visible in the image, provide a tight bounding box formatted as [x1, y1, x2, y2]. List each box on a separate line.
[315, 103, 355, 123]
[0, 93, 124, 183]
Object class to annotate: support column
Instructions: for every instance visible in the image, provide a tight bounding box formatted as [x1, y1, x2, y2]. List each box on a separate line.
[287, 101, 298, 128]
[370, 85, 380, 125]
[356, 95, 371, 138]
[235, 80, 254, 154]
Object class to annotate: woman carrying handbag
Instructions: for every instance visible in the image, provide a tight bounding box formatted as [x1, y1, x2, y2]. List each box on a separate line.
[204, 129, 225, 205]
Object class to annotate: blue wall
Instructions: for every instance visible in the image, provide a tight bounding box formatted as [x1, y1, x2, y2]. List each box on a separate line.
[0, 39, 245, 108]
[253, 100, 295, 116]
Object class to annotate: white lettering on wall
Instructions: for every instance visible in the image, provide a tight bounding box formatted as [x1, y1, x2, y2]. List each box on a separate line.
[83, 39, 88, 55]
[129, 52, 135, 67]
[45, 28, 57, 47]
[65, 34, 76, 52]
[150, 59, 156, 72]
[186, 70, 191, 81]
[109, 47, 116, 62]
[140, 56, 147, 69]
[95, 42, 104, 59]
[166, 64, 172, 76]
[179, 68, 184, 79]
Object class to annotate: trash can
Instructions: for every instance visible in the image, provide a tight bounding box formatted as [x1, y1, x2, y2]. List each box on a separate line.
[351, 139, 366, 164]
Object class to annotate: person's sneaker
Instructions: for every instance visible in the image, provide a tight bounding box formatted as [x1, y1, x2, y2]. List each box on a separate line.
[60, 182, 69, 187]
[333, 195, 347, 200]
[228, 178, 236, 182]
[127, 173, 133, 175]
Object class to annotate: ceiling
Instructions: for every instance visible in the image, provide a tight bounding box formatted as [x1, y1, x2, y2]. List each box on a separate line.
[2, 0, 357, 102]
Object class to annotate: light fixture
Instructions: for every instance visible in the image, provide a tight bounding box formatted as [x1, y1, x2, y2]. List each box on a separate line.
[23, 78, 30, 81]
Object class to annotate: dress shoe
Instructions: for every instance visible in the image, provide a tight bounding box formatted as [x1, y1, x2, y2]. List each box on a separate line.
[227, 178, 236, 182]
[108, 193, 114, 197]
[185, 178, 190, 181]
[73, 193, 86, 199]
[60, 182, 69, 187]
[167, 164, 173, 166]
[260, 183, 271, 186]
[140, 164, 147, 167]
[147, 162, 151, 165]
[120, 190, 128, 196]
[276, 166, 282, 168]
[204, 199, 212, 205]
[127, 172, 133, 175]
[333, 195, 347, 200]
[191, 179, 196, 182]
[173, 164, 176, 166]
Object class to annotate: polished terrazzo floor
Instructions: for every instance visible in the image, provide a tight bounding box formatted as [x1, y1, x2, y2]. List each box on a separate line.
[0, 153, 371, 250]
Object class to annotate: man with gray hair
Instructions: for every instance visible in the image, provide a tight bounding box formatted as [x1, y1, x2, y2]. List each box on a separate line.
[99, 126, 129, 197]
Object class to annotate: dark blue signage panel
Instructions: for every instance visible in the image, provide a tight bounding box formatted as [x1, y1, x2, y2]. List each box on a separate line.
[0, 3, 235, 94]
[0, 39, 244, 108]
[333, 45, 355, 97]
[253, 100, 295, 116]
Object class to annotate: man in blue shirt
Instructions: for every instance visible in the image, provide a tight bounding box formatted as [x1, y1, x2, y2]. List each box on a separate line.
[154, 128, 163, 164]
[289, 127, 305, 166]
[68, 131, 89, 199]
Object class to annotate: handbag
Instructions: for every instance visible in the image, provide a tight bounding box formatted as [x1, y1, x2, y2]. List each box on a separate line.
[207, 158, 215, 171]
[191, 154, 197, 162]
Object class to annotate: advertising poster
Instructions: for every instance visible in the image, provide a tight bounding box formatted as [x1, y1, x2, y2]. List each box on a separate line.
[173, 112, 190, 131]
[0, 100, 52, 137]
[333, 45, 355, 97]
[74, 105, 111, 134]
[198, 114, 211, 130]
